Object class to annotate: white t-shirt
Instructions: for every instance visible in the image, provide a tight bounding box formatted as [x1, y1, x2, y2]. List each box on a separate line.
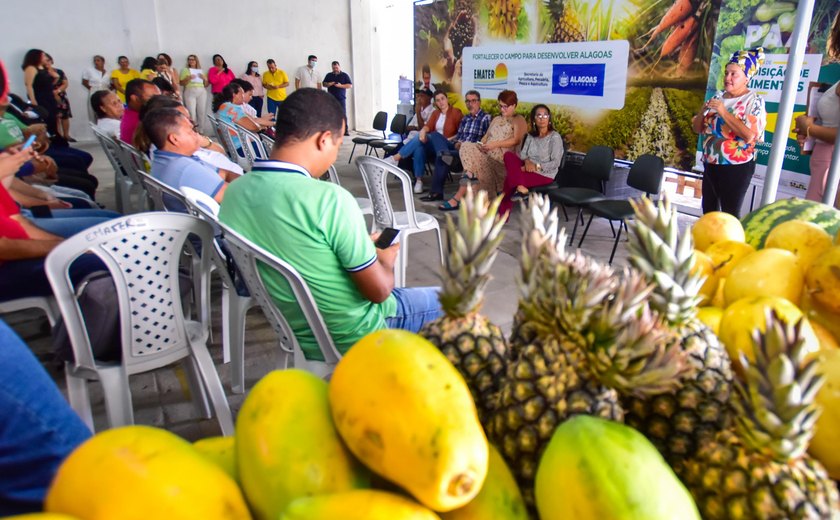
[435, 112, 446, 134]
[82, 67, 110, 91]
[817, 81, 840, 129]
[295, 66, 320, 89]
[240, 102, 257, 118]
[95, 118, 121, 139]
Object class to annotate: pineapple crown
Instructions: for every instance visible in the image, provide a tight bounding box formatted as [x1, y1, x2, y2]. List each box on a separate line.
[517, 194, 567, 302]
[583, 267, 688, 397]
[734, 311, 824, 462]
[627, 196, 704, 326]
[438, 187, 506, 317]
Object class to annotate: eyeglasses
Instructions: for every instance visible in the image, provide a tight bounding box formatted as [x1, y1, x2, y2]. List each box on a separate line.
[499, 103, 510, 110]
[465, 98, 479, 104]
[535, 114, 550, 119]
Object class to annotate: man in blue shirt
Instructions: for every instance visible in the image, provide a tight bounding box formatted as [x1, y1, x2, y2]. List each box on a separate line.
[322, 62, 352, 135]
[145, 107, 238, 210]
[420, 90, 490, 201]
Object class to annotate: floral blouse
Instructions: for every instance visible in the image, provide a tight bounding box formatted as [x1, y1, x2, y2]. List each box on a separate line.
[701, 91, 766, 165]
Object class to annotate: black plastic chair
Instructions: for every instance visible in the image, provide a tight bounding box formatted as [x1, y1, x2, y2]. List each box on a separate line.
[531, 134, 568, 196]
[348, 111, 388, 163]
[369, 114, 407, 157]
[547, 145, 615, 244]
[577, 153, 665, 264]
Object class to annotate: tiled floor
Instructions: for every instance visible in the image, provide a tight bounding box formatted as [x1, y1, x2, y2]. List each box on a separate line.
[3, 137, 698, 440]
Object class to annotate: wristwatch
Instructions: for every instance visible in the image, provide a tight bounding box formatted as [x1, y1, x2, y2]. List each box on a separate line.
[536, 163, 542, 171]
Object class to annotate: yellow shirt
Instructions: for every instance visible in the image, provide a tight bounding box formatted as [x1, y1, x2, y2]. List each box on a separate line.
[110, 68, 141, 103]
[140, 69, 157, 81]
[262, 69, 289, 101]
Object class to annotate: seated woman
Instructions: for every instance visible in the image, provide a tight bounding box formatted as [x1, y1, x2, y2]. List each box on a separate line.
[90, 90, 124, 139]
[500, 104, 564, 216]
[440, 89, 526, 211]
[212, 82, 274, 157]
[385, 91, 462, 193]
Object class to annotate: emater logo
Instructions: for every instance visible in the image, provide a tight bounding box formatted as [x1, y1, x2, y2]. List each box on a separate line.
[552, 64, 605, 96]
[474, 63, 508, 89]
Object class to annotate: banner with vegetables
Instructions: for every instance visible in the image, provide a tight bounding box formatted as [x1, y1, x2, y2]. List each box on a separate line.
[703, 0, 840, 197]
[415, 0, 721, 170]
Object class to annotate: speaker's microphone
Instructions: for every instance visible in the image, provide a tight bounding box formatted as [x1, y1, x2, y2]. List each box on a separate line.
[703, 91, 723, 116]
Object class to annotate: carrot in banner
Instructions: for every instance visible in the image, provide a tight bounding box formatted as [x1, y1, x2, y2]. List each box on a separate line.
[660, 15, 698, 57]
[678, 28, 700, 73]
[643, 0, 694, 49]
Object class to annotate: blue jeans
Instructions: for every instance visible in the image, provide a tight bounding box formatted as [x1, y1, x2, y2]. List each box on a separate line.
[0, 319, 91, 515]
[266, 98, 282, 119]
[23, 209, 119, 239]
[429, 134, 459, 195]
[397, 136, 430, 178]
[385, 286, 443, 332]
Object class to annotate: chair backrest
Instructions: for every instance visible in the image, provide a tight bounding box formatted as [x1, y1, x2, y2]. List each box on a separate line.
[208, 114, 239, 161]
[137, 170, 188, 212]
[90, 124, 124, 176]
[114, 140, 149, 180]
[181, 187, 232, 287]
[44, 213, 214, 374]
[581, 145, 615, 183]
[372, 111, 388, 134]
[324, 164, 341, 187]
[627, 154, 665, 195]
[260, 133, 276, 157]
[389, 114, 407, 135]
[181, 186, 221, 218]
[355, 155, 421, 230]
[217, 221, 341, 373]
[233, 122, 269, 165]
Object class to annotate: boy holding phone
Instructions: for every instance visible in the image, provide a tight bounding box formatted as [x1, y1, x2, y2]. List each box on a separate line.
[220, 89, 442, 360]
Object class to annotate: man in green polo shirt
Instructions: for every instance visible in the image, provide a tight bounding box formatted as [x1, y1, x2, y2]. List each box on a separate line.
[219, 89, 442, 360]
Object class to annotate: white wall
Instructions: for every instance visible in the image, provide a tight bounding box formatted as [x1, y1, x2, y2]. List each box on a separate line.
[1, 0, 378, 140]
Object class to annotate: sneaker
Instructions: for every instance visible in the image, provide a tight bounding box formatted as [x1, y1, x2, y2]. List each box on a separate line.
[413, 178, 424, 194]
[383, 156, 398, 166]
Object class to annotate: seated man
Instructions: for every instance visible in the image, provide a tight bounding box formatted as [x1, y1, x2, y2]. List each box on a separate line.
[120, 78, 160, 144]
[0, 318, 91, 515]
[146, 107, 238, 209]
[421, 89, 491, 202]
[219, 89, 442, 361]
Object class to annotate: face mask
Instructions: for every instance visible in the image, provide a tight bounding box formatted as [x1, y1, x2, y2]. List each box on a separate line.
[309, 61, 317, 68]
[251, 66, 259, 73]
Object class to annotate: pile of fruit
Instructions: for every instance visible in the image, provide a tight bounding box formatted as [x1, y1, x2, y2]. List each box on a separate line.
[14, 193, 840, 519]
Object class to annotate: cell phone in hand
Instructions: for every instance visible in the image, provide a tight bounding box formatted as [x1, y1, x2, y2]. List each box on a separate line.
[374, 228, 400, 249]
[21, 135, 37, 150]
[30, 205, 53, 218]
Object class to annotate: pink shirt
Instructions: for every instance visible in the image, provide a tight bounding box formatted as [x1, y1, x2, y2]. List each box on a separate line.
[239, 73, 265, 97]
[120, 108, 140, 144]
[208, 68, 235, 94]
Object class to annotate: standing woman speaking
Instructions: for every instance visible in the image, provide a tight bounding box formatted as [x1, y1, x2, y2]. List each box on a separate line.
[692, 48, 767, 217]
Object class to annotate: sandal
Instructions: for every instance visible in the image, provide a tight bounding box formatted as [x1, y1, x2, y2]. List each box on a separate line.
[439, 200, 460, 211]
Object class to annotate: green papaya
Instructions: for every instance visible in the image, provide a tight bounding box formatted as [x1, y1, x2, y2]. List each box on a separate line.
[280, 490, 440, 520]
[236, 369, 370, 520]
[193, 435, 237, 482]
[535, 416, 700, 520]
[440, 444, 528, 520]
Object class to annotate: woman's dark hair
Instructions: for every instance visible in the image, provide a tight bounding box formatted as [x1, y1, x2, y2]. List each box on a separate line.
[232, 78, 253, 92]
[151, 76, 175, 95]
[21, 49, 45, 70]
[157, 53, 172, 66]
[212, 54, 228, 73]
[90, 90, 113, 119]
[141, 57, 158, 71]
[117, 55, 128, 63]
[212, 82, 242, 112]
[245, 61, 258, 76]
[136, 95, 183, 152]
[498, 90, 518, 106]
[274, 89, 345, 148]
[528, 104, 554, 136]
[432, 90, 449, 108]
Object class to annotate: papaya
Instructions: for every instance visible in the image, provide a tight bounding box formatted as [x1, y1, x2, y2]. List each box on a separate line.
[535, 416, 700, 520]
[193, 435, 237, 482]
[440, 444, 528, 520]
[3, 515, 80, 519]
[236, 369, 369, 520]
[280, 490, 440, 520]
[329, 330, 488, 512]
[45, 425, 250, 520]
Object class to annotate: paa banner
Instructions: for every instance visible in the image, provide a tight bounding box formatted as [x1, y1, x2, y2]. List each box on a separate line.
[462, 41, 630, 109]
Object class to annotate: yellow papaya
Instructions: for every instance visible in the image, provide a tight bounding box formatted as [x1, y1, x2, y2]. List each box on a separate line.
[440, 444, 528, 520]
[329, 330, 488, 512]
[236, 369, 369, 520]
[280, 490, 440, 520]
[535, 416, 700, 520]
[3, 515, 80, 519]
[193, 435, 237, 482]
[45, 425, 250, 520]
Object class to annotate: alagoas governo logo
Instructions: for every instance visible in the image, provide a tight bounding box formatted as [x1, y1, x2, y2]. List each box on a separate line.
[552, 63, 605, 97]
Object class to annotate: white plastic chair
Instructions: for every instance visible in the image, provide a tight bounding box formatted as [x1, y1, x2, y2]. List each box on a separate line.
[113, 140, 152, 213]
[136, 169, 187, 212]
[218, 221, 342, 380]
[233, 121, 270, 169]
[0, 296, 59, 327]
[212, 117, 251, 171]
[325, 165, 373, 218]
[45, 213, 234, 435]
[181, 187, 256, 394]
[260, 133, 276, 156]
[90, 124, 131, 214]
[207, 114, 242, 165]
[354, 156, 444, 287]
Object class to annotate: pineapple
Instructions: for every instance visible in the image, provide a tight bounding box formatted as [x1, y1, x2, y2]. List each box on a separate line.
[682, 312, 840, 519]
[624, 196, 735, 473]
[419, 188, 508, 424]
[488, 195, 684, 506]
[543, 0, 585, 42]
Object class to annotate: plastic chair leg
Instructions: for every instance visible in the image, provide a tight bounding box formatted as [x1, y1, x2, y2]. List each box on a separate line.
[348, 143, 358, 164]
[568, 207, 584, 245]
[182, 357, 212, 419]
[65, 367, 95, 431]
[433, 226, 444, 266]
[394, 238, 407, 288]
[577, 213, 596, 248]
[224, 289, 253, 394]
[188, 342, 235, 436]
[98, 366, 134, 427]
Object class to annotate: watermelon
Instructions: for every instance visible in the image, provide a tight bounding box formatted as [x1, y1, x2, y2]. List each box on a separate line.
[741, 198, 840, 249]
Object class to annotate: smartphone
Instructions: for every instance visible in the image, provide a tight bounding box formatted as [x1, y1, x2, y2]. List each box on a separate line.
[374, 228, 400, 249]
[29, 205, 53, 218]
[21, 134, 37, 150]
